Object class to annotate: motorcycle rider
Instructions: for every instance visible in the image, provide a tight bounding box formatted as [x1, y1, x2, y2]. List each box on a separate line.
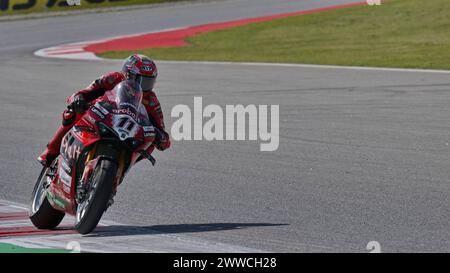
[37, 54, 171, 167]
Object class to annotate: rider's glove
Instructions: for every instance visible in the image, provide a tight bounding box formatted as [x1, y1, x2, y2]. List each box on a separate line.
[69, 95, 87, 113]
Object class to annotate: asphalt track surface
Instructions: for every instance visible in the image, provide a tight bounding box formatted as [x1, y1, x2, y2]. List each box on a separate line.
[1, 0, 450, 252]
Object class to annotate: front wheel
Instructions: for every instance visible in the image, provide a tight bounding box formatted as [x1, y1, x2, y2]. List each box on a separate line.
[75, 159, 117, 235]
[29, 165, 65, 229]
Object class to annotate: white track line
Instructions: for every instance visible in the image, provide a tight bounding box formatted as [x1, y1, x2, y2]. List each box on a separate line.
[154, 60, 450, 74]
[32, 24, 450, 74]
[35, 43, 450, 74]
[0, 199, 269, 252]
[30, 10, 450, 75]
[34, 27, 183, 61]
[96, 58, 450, 74]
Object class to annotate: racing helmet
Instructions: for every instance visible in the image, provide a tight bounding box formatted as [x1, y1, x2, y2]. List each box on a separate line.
[122, 54, 158, 91]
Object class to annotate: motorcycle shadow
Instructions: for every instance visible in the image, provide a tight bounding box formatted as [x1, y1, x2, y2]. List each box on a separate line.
[83, 223, 289, 238]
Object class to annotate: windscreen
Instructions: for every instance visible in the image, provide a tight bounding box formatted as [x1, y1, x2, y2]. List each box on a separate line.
[113, 80, 143, 120]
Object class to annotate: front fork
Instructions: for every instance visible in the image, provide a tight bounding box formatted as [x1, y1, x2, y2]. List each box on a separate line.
[76, 144, 127, 207]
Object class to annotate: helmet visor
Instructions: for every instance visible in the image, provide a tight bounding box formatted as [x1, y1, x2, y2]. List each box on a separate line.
[139, 75, 156, 91]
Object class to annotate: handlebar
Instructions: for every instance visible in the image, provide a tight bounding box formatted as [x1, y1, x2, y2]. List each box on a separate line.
[138, 150, 156, 166]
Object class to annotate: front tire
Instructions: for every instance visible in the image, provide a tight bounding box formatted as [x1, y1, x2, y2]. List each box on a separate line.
[75, 159, 117, 235]
[29, 166, 65, 229]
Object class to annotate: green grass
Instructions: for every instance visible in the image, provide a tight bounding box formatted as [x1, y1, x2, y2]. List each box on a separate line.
[0, 0, 187, 16]
[0, 243, 71, 253]
[100, 0, 450, 70]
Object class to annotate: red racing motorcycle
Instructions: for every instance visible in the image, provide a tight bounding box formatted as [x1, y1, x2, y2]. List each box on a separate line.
[29, 80, 158, 234]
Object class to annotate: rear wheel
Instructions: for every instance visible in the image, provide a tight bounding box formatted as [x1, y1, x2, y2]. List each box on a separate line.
[29, 164, 65, 229]
[75, 159, 117, 235]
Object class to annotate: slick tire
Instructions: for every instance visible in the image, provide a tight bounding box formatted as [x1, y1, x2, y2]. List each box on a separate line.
[75, 159, 117, 235]
[29, 167, 65, 229]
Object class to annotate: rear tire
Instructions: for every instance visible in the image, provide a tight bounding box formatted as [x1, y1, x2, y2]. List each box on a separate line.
[75, 159, 117, 235]
[29, 166, 65, 229]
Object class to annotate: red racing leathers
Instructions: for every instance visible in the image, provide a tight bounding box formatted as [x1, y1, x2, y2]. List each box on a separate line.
[39, 71, 170, 165]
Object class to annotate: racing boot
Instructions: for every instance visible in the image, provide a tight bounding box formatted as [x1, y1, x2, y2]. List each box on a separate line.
[37, 124, 71, 167]
[37, 110, 77, 167]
